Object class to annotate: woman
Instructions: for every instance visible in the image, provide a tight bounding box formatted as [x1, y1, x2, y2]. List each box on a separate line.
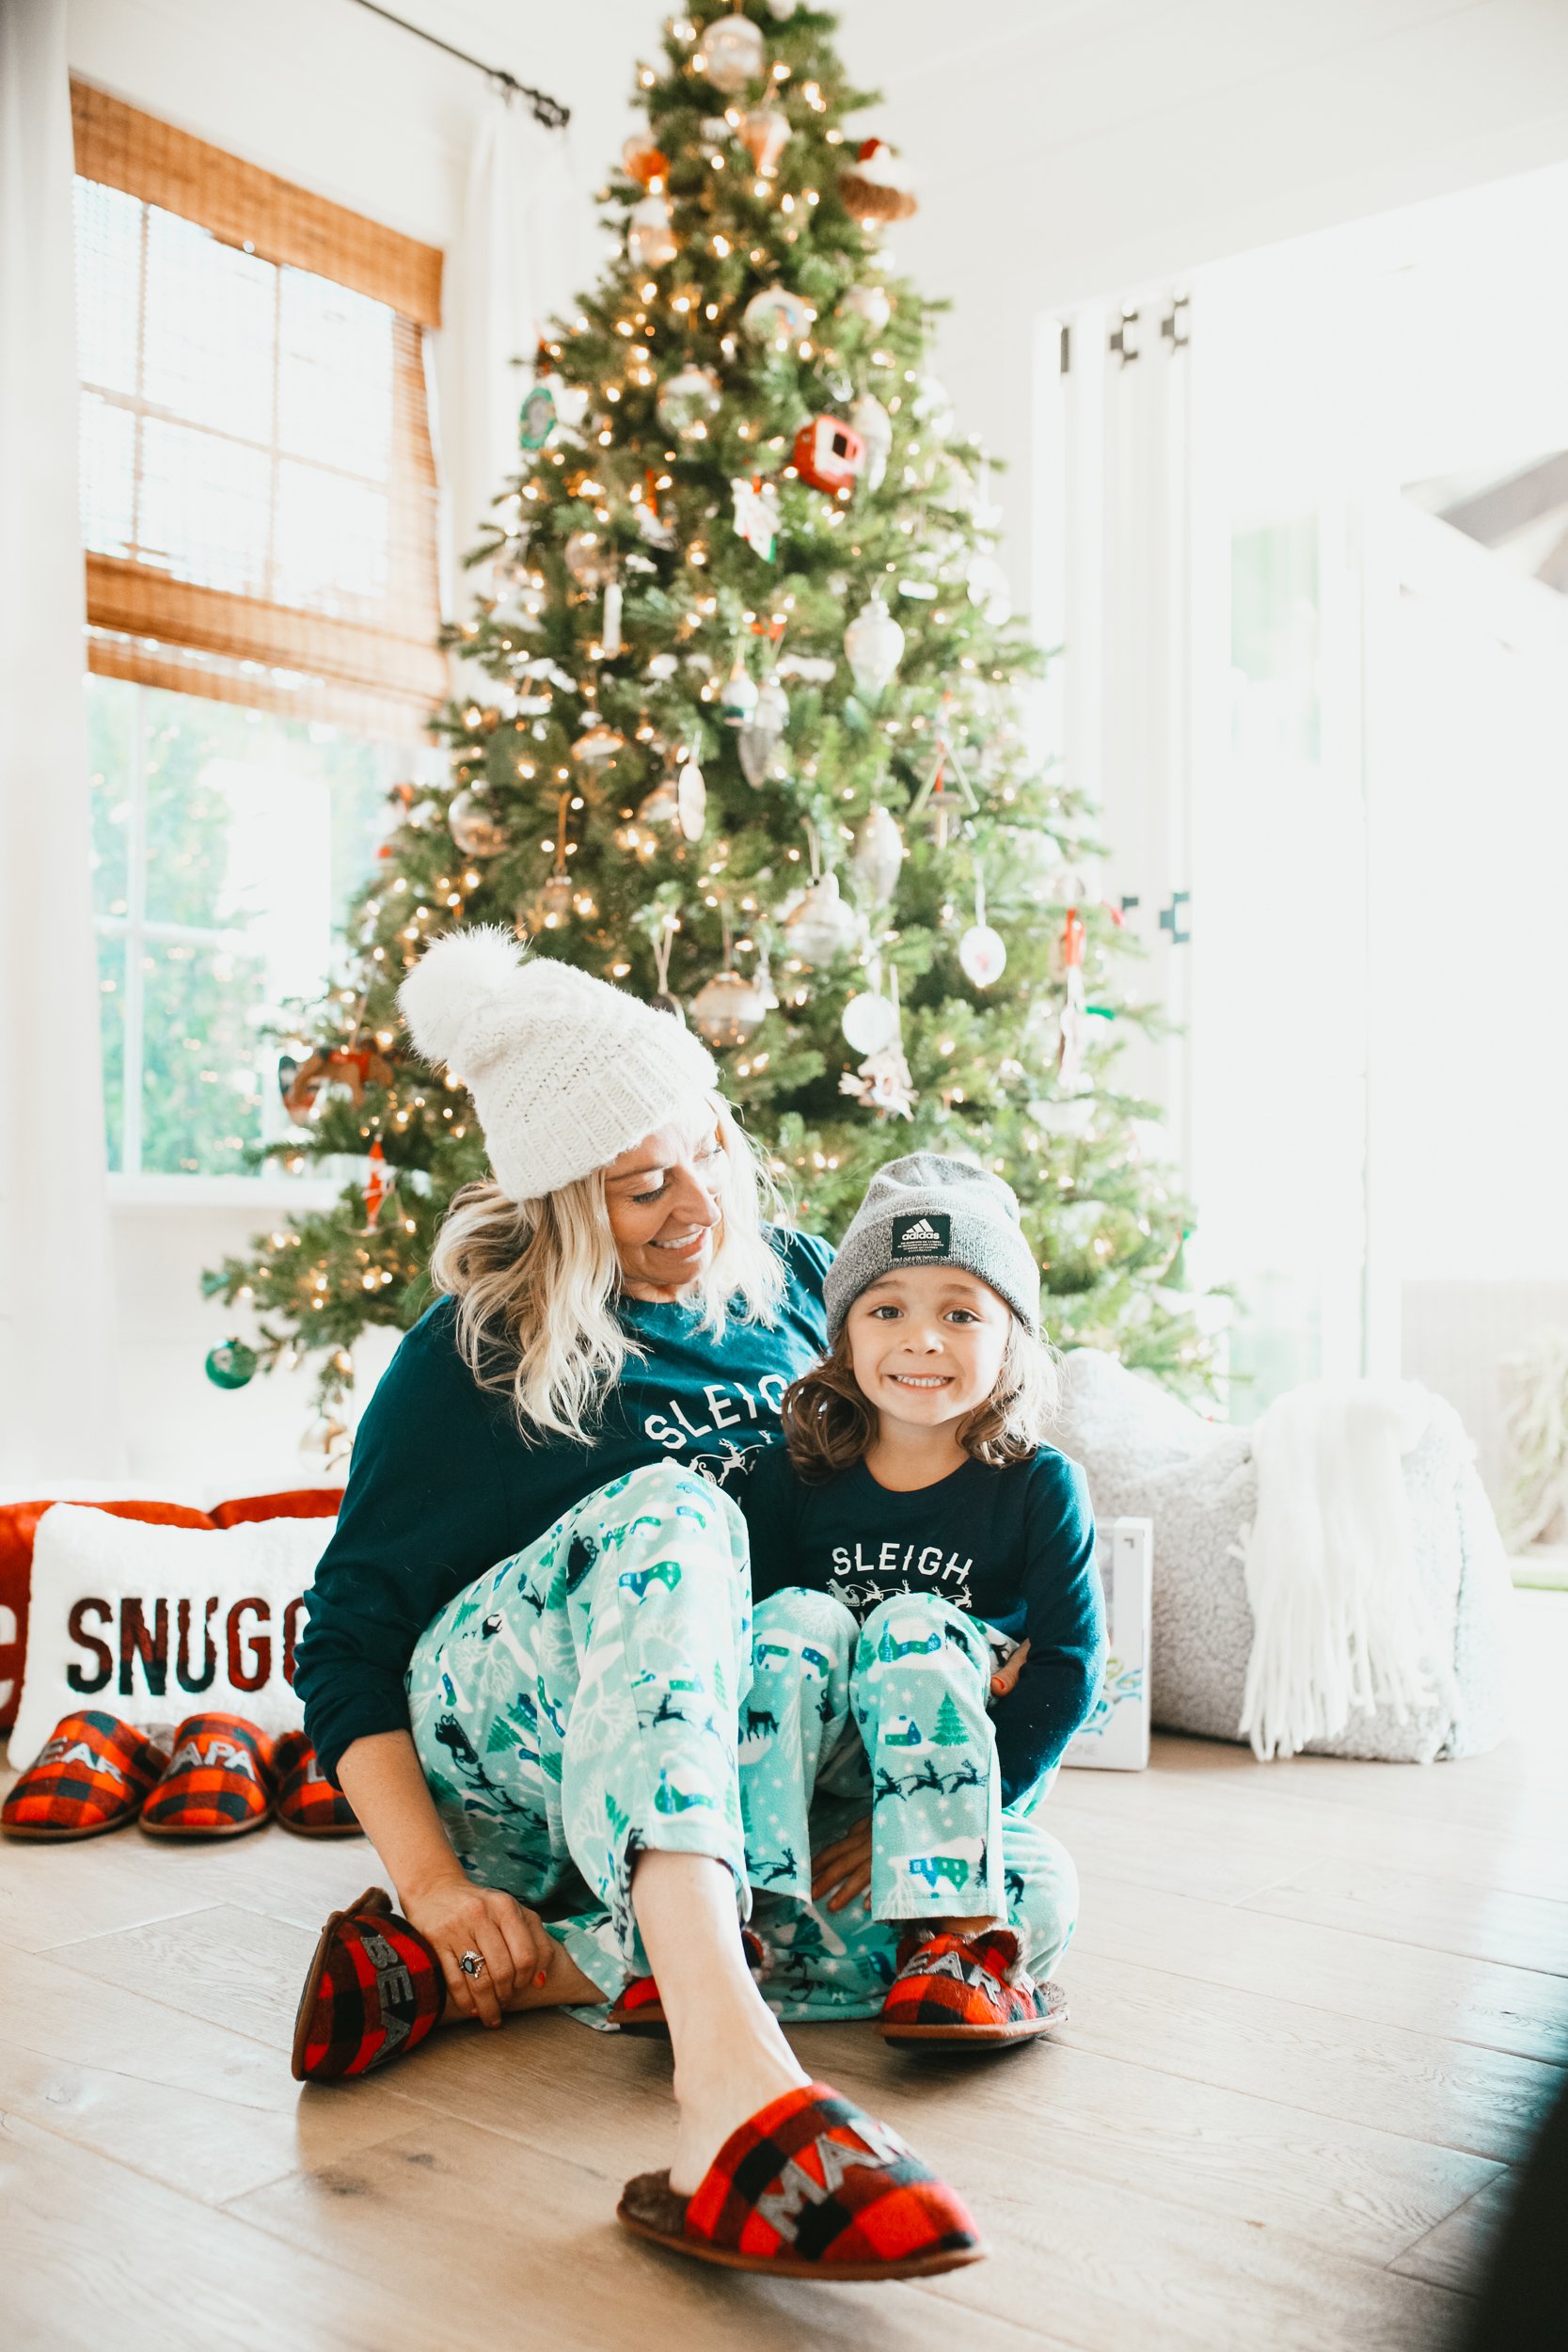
[291, 927, 985, 2280]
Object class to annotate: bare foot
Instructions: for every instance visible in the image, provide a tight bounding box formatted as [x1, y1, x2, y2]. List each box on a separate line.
[669, 2021, 809, 2195]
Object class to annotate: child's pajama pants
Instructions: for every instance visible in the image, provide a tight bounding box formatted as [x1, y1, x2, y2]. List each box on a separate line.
[403, 1460, 1078, 2026]
[741, 1587, 1079, 2018]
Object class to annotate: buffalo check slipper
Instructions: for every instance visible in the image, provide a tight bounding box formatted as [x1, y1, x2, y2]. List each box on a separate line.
[609, 1927, 768, 2034]
[292, 1884, 447, 2082]
[877, 1925, 1069, 2046]
[617, 2079, 986, 2280]
[139, 1711, 275, 1838]
[273, 1731, 361, 1837]
[1, 1711, 171, 1842]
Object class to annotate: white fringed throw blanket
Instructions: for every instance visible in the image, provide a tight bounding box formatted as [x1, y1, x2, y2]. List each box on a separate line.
[1235, 1381, 1460, 1760]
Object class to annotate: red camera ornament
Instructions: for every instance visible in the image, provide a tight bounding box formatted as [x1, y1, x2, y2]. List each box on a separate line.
[792, 415, 865, 496]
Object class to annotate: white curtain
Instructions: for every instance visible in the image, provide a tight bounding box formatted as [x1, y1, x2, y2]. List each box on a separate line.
[0, 0, 125, 1479]
[431, 87, 589, 624]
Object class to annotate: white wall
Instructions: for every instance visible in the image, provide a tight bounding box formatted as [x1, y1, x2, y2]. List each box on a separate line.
[66, 0, 1568, 1479]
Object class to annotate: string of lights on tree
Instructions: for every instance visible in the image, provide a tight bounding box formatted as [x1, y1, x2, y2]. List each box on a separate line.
[205, 0, 1210, 1451]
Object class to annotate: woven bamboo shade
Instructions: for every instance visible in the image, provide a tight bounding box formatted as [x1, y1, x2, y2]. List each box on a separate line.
[71, 80, 446, 737]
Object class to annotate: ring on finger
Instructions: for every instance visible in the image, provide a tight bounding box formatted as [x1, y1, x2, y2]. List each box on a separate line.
[459, 1949, 485, 1979]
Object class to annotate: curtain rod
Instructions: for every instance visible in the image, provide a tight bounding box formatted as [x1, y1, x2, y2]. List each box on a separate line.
[344, 0, 571, 128]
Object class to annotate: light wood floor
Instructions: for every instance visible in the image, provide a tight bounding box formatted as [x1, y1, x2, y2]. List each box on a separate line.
[4, 1591, 1565, 2352]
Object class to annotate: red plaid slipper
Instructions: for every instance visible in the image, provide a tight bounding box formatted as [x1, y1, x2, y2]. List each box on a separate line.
[139, 1711, 275, 1839]
[292, 1884, 447, 2082]
[609, 1927, 768, 2034]
[618, 2079, 986, 2279]
[273, 1731, 360, 1837]
[877, 1925, 1069, 2046]
[2, 1711, 171, 1842]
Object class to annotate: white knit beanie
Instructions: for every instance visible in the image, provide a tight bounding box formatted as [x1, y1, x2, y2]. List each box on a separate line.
[399, 928, 720, 1203]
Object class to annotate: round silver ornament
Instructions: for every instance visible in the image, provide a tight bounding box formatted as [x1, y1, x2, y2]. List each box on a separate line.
[636, 775, 682, 829]
[841, 990, 899, 1056]
[563, 529, 616, 587]
[571, 720, 626, 768]
[535, 871, 574, 928]
[784, 870, 862, 964]
[851, 803, 905, 904]
[844, 595, 905, 697]
[690, 969, 768, 1047]
[702, 12, 767, 91]
[449, 790, 506, 858]
[657, 364, 722, 438]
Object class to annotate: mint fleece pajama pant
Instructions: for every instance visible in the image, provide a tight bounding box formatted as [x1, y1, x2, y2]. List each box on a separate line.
[404, 1460, 1078, 2026]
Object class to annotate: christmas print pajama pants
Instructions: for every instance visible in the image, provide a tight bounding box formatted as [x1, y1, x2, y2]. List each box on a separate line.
[404, 1461, 1077, 2025]
[741, 1587, 1080, 2018]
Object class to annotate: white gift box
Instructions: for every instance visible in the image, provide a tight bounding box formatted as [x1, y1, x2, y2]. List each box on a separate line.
[1063, 1515, 1153, 1772]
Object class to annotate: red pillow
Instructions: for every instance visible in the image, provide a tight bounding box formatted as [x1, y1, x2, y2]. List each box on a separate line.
[211, 1487, 344, 1529]
[0, 1499, 214, 1736]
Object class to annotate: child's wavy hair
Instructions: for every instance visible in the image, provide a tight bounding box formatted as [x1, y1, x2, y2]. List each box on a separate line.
[781, 1310, 1060, 1485]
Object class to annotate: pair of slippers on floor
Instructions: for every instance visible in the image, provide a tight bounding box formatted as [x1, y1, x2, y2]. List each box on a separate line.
[1, 1708, 358, 1841]
[292, 1885, 1069, 2283]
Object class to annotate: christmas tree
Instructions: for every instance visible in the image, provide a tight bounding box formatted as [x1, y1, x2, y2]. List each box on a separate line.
[206, 0, 1208, 1422]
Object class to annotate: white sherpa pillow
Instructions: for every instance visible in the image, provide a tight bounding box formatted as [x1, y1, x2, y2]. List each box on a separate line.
[8, 1505, 336, 1768]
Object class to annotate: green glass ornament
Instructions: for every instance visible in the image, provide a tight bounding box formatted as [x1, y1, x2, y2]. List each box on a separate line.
[205, 1337, 258, 1391]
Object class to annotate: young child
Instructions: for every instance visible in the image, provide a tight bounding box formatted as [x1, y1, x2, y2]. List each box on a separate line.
[737, 1153, 1104, 2042]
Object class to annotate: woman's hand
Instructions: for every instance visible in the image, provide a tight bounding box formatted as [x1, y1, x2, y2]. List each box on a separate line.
[990, 1636, 1031, 1699]
[812, 1815, 874, 1913]
[398, 1871, 553, 2028]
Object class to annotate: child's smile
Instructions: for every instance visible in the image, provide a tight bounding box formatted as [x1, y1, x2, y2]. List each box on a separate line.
[847, 1267, 1013, 1435]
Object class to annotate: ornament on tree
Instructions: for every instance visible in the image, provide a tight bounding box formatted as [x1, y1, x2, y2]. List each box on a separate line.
[844, 593, 905, 698]
[647, 912, 686, 1023]
[531, 794, 577, 931]
[361, 1136, 391, 1228]
[518, 382, 556, 452]
[701, 12, 768, 90]
[907, 700, 980, 847]
[839, 138, 918, 223]
[851, 802, 905, 904]
[205, 1335, 258, 1391]
[627, 194, 678, 271]
[730, 473, 779, 561]
[690, 968, 768, 1047]
[776, 651, 836, 684]
[737, 673, 788, 786]
[571, 717, 626, 768]
[721, 648, 758, 725]
[967, 552, 1011, 624]
[562, 529, 616, 588]
[793, 415, 866, 495]
[783, 866, 862, 965]
[839, 282, 892, 333]
[849, 394, 893, 491]
[1056, 906, 1089, 1089]
[676, 757, 707, 842]
[958, 861, 1007, 989]
[753, 936, 781, 1009]
[657, 364, 723, 438]
[283, 1042, 394, 1123]
[738, 104, 790, 175]
[841, 985, 899, 1056]
[841, 968, 915, 1119]
[621, 138, 670, 188]
[742, 285, 815, 342]
[448, 788, 507, 859]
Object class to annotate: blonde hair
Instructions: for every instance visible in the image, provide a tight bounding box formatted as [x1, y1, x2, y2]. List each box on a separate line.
[430, 1097, 786, 1444]
[782, 1315, 1060, 1483]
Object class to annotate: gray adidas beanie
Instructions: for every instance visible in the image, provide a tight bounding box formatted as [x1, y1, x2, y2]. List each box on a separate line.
[823, 1153, 1040, 1340]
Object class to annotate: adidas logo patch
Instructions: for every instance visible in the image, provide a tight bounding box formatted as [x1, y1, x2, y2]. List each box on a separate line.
[891, 1211, 951, 1260]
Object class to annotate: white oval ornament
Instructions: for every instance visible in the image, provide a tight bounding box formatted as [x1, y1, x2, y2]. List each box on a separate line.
[676, 759, 707, 842]
[851, 803, 905, 905]
[958, 923, 1007, 989]
[841, 991, 898, 1055]
[844, 595, 905, 697]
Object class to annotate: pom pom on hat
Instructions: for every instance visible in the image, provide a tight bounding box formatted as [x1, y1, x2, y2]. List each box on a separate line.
[397, 926, 721, 1202]
[399, 925, 522, 1073]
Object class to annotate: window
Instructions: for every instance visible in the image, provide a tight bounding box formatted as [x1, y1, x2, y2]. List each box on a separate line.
[71, 83, 446, 1182]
